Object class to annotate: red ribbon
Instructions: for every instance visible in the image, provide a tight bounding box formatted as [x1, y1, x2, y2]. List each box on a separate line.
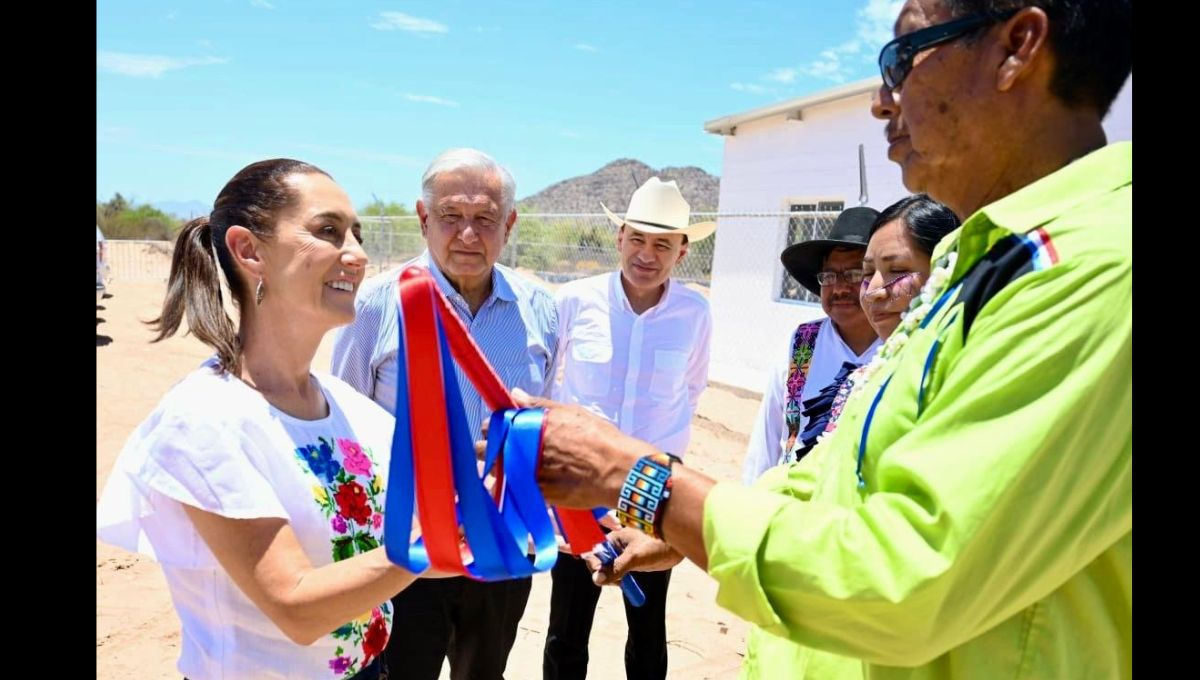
[397, 267, 604, 562]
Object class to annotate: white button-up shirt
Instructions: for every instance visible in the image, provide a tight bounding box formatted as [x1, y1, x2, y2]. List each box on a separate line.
[552, 272, 712, 456]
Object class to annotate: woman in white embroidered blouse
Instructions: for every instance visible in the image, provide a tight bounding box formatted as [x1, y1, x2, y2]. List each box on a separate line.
[97, 159, 430, 680]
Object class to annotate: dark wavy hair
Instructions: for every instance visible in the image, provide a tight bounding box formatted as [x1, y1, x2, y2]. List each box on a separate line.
[147, 159, 331, 374]
[870, 194, 961, 256]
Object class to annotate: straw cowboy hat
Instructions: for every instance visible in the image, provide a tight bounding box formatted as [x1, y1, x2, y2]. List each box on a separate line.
[601, 177, 717, 242]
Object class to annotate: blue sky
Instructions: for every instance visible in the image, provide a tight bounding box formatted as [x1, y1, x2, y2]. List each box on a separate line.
[97, 0, 901, 212]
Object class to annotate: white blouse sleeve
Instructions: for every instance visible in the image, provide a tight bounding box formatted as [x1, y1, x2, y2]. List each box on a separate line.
[97, 408, 289, 569]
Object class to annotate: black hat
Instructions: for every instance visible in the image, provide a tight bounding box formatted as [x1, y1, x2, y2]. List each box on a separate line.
[780, 206, 879, 296]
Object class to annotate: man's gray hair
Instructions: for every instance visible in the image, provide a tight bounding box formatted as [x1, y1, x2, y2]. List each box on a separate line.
[421, 148, 517, 214]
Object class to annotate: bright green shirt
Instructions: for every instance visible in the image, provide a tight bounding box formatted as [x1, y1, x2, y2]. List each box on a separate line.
[706, 142, 1132, 680]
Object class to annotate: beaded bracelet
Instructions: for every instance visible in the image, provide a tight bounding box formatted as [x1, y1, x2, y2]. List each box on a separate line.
[615, 452, 678, 539]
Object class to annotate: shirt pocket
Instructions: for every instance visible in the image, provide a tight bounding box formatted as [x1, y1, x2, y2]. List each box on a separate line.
[649, 349, 688, 399]
[570, 339, 612, 397]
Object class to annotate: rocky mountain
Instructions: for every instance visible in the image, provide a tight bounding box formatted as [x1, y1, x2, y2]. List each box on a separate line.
[519, 159, 719, 213]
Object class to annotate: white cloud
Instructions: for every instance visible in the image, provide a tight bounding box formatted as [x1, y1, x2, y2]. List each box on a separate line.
[857, 0, 905, 48]
[197, 39, 212, 48]
[559, 130, 582, 139]
[404, 93, 460, 107]
[836, 39, 862, 55]
[574, 43, 598, 52]
[731, 82, 770, 94]
[250, 0, 274, 9]
[166, 11, 178, 20]
[752, 0, 888, 88]
[801, 57, 851, 82]
[97, 51, 229, 78]
[371, 12, 448, 34]
[796, 39, 862, 83]
[755, 0, 879, 86]
[766, 67, 797, 84]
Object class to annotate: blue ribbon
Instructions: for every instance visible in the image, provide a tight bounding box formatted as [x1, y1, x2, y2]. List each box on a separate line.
[385, 305, 560, 580]
[796, 360, 860, 458]
[590, 540, 646, 607]
[856, 282, 964, 488]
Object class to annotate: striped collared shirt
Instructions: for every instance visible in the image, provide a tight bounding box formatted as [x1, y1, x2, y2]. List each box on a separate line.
[331, 250, 558, 439]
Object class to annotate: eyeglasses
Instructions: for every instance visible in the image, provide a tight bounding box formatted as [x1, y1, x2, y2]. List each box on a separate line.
[816, 269, 865, 287]
[877, 9, 1019, 91]
[860, 272, 923, 302]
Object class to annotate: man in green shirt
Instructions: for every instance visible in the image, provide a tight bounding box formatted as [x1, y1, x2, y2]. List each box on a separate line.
[522, 0, 1132, 678]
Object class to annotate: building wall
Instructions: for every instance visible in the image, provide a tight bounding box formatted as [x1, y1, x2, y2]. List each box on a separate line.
[707, 75, 1132, 392]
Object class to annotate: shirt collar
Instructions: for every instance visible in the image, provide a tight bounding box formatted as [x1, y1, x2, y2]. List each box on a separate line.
[610, 270, 674, 314]
[933, 142, 1132, 270]
[825, 317, 882, 363]
[979, 141, 1131, 234]
[417, 250, 517, 306]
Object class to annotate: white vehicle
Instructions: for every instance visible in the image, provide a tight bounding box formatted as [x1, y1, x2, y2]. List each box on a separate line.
[97, 225, 110, 301]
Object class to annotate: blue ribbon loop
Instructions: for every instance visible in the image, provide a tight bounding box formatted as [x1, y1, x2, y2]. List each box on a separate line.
[385, 303, 560, 580]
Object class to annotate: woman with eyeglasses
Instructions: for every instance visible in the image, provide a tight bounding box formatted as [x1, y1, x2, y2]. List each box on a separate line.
[809, 194, 961, 441]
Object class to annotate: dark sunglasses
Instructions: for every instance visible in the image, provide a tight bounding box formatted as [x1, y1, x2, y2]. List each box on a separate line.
[877, 8, 1019, 91]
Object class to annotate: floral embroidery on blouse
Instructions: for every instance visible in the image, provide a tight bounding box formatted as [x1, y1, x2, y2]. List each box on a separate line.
[295, 437, 391, 677]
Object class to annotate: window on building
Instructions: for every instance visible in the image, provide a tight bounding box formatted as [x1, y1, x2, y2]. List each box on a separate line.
[778, 200, 845, 303]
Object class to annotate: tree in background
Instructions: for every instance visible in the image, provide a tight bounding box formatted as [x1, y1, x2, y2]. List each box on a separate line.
[346, 198, 715, 284]
[96, 194, 182, 240]
[360, 196, 412, 217]
[508, 202, 713, 282]
[358, 196, 422, 270]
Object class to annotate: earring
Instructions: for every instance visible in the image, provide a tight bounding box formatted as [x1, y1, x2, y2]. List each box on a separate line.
[255, 278, 265, 306]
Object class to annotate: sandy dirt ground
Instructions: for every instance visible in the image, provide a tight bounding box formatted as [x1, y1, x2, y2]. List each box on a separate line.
[97, 278, 763, 679]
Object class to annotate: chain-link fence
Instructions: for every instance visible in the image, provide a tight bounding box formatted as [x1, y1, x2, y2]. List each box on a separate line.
[105, 210, 841, 291]
[702, 209, 841, 391]
[104, 210, 845, 393]
[355, 214, 720, 286]
[104, 239, 176, 282]
[109, 213, 720, 285]
[776, 207, 841, 304]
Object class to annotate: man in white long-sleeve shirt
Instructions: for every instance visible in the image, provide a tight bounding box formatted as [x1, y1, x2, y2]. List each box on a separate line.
[742, 207, 882, 485]
[544, 177, 715, 680]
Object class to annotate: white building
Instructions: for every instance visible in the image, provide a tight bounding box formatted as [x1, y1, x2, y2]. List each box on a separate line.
[703, 75, 1132, 392]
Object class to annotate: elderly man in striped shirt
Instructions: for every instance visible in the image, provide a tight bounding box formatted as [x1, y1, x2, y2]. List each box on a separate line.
[331, 147, 557, 680]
